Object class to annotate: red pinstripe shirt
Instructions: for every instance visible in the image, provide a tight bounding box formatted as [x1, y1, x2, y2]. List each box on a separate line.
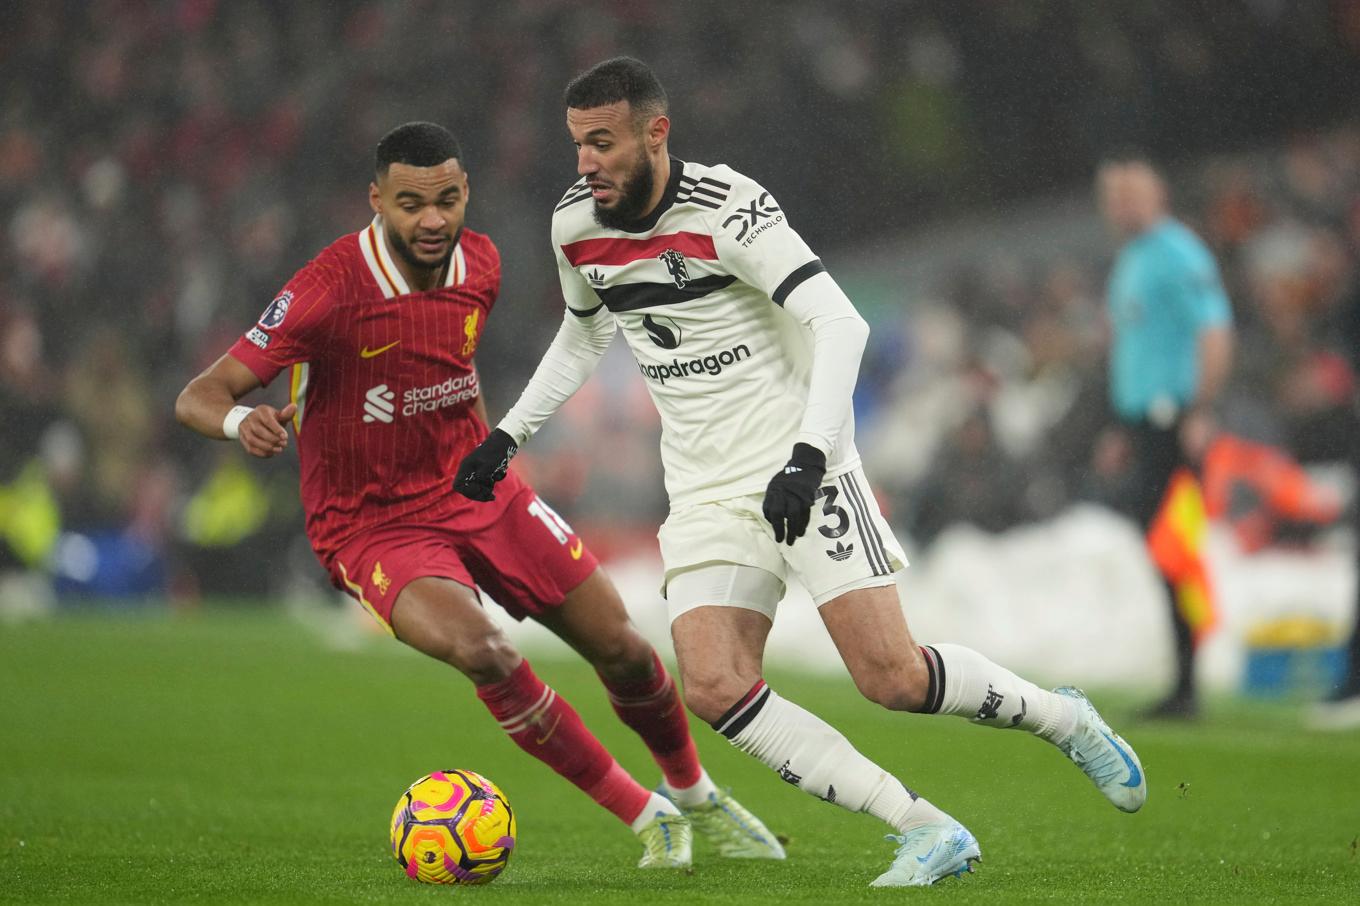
[229, 219, 500, 561]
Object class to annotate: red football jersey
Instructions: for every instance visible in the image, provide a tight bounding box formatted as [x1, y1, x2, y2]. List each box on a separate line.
[229, 218, 500, 562]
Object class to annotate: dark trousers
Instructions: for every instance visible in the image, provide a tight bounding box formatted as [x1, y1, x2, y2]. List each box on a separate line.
[1127, 420, 1197, 701]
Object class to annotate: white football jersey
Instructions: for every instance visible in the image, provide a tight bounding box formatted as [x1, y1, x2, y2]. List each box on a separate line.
[551, 158, 861, 507]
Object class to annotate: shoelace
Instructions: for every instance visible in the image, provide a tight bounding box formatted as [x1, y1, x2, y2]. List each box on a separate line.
[642, 818, 675, 860]
[689, 795, 766, 844]
[884, 828, 931, 857]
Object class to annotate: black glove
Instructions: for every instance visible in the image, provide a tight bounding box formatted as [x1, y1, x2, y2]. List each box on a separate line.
[454, 428, 518, 501]
[762, 442, 826, 545]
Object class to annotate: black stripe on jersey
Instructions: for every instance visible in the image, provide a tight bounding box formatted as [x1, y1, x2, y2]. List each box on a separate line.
[679, 196, 722, 211]
[689, 183, 727, 201]
[839, 473, 890, 576]
[556, 178, 586, 202]
[595, 275, 737, 313]
[568, 302, 605, 318]
[771, 259, 828, 306]
[679, 174, 732, 192]
[555, 189, 593, 212]
[677, 177, 730, 205]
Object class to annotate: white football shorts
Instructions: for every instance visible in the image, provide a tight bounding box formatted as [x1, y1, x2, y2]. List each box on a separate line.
[659, 466, 908, 622]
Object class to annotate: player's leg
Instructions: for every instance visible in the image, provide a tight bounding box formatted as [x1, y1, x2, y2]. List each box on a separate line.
[815, 584, 1146, 815]
[533, 567, 709, 799]
[671, 568, 974, 876]
[389, 577, 664, 830]
[452, 481, 691, 866]
[533, 565, 783, 859]
[802, 468, 1144, 814]
[820, 585, 1081, 740]
[334, 525, 686, 868]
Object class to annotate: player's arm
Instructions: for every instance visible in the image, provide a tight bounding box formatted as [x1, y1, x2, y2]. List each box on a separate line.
[454, 243, 615, 501]
[178, 264, 332, 456]
[175, 353, 296, 457]
[712, 170, 869, 543]
[760, 274, 869, 544]
[781, 275, 870, 456]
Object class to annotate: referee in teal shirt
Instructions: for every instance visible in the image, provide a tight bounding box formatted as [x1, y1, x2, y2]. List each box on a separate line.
[1099, 154, 1234, 718]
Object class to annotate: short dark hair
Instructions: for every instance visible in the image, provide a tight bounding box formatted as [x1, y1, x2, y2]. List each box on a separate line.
[564, 56, 667, 120]
[375, 122, 463, 177]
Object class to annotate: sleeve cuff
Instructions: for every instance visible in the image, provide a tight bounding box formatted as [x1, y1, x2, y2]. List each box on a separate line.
[795, 432, 832, 458]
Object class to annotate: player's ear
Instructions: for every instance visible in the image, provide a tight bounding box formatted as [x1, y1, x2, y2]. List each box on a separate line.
[368, 181, 382, 216]
[646, 114, 670, 152]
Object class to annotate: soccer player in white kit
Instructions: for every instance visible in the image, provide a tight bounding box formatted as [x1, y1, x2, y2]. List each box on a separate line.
[457, 57, 1147, 886]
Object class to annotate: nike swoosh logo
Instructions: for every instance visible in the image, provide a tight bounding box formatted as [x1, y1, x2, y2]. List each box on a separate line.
[1100, 730, 1143, 788]
[915, 841, 941, 864]
[569, 538, 584, 560]
[535, 714, 562, 745]
[360, 341, 400, 358]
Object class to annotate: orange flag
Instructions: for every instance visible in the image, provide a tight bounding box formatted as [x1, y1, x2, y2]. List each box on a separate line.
[1146, 467, 1218, 646]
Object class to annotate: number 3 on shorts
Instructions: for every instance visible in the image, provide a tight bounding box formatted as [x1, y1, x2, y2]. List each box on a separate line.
[814, 485, 851, 539]
[527, 495, 574, 545]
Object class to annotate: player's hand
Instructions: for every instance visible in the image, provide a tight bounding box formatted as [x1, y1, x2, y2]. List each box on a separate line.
[238, 404, 296, 458]
[455, 428, 518, 501]
[762, 443, 826, 545]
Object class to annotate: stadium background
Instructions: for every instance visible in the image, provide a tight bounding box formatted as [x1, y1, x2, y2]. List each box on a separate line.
[3, 0, 1360, 693]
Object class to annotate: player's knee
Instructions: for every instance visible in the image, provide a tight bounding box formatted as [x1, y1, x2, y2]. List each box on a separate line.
[853, 653, 929, 712]
[446, 627, 520, 685]
[587, 631, 656, 684]
[681, 668, 758, 725]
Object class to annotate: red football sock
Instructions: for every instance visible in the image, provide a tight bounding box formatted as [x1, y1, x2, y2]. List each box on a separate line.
[476, 659, 651, 825]
[600, 651, 702, 789]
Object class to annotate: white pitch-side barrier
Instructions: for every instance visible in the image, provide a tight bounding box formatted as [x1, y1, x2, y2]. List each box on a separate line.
[493, 504, 1355, 692]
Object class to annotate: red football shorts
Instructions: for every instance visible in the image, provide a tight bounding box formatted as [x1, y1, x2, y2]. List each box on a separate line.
[327, 470, 599, 631]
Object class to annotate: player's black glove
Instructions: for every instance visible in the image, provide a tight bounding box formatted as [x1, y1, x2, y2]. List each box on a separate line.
[454, 428, 518, 501]
[762, 442, 826, 545]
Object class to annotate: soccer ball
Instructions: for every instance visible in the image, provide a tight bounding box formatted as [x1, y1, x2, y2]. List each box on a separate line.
[389, 769, 516, 884]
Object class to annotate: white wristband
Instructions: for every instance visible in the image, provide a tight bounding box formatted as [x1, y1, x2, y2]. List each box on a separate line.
[222, 405, 254, 440]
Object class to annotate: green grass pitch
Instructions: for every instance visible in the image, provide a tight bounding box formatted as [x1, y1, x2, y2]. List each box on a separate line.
[2, 608, 1357, 903]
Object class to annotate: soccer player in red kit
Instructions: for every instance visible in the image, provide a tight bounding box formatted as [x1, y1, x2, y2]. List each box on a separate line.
[175, 122, 783, 868]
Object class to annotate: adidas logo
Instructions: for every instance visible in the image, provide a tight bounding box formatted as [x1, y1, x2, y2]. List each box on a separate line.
[783, 465, 802, 474]
[586, 268, 605, 287]
[826, 540, 854, 562]
[362, 384, 396, 423]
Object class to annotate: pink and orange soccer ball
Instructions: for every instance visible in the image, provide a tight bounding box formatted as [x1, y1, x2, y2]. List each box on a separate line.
[390, 769, 517, 885]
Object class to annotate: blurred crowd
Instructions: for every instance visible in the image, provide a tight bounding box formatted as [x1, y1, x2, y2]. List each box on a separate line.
[2, 0, 1359, 599]
[862, 127, 1360, 545]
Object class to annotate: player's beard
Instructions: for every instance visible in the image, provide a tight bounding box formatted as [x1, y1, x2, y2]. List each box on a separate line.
[385, 223, 452, 277]
[592, 149, 656, 230]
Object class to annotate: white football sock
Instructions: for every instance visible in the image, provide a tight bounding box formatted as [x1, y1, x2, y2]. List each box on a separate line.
[920, 643, 1079, 743]
[660, 767, 719, 809]
[629, 791, 682, 834]
[712, 681, 929, 833]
